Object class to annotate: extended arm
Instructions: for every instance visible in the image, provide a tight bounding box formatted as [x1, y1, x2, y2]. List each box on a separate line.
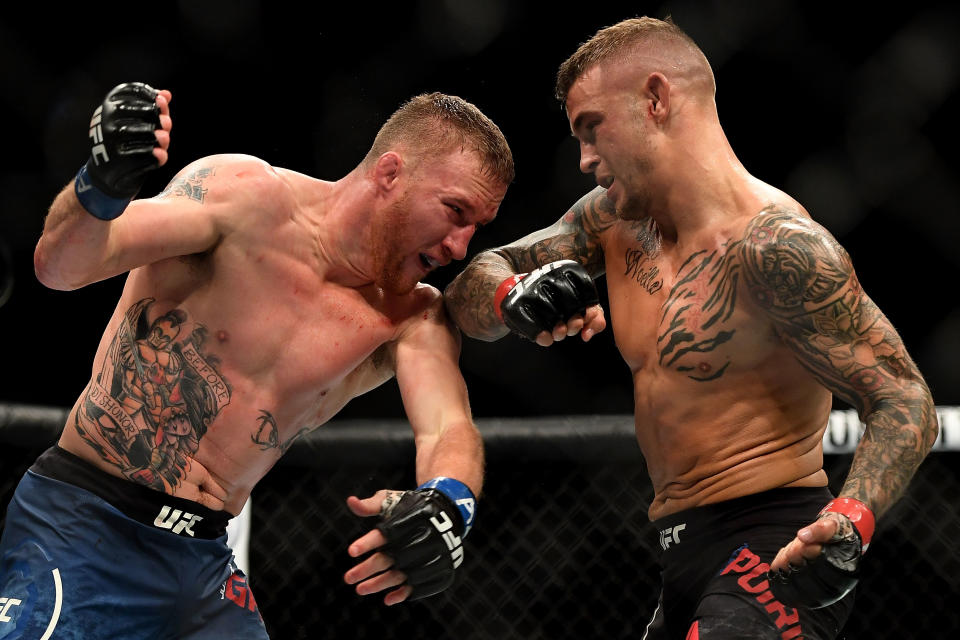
[344, 292, 483, 605]
[444, 186, 616, 343]
[397, 293, 484, 495]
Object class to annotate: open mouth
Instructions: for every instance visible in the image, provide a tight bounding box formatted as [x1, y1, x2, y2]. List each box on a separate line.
[599, 176, 614, 189]
[420, 254, 439, 270]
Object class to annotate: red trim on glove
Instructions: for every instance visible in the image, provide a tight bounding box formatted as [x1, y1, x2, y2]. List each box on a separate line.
[820, 498, 876, 552]
[493, 274, 526, 322]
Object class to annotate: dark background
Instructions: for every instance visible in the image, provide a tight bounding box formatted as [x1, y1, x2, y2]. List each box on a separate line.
[1, 1, 958, 418]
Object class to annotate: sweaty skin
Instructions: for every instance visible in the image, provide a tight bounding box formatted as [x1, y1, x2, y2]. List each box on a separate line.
[446, 184, 935, 522]
[44, 150, 501, 517]
[447, 41, 935, 527]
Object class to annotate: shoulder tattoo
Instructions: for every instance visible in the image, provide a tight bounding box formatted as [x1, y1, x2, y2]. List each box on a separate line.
[157, 166, 218, 204]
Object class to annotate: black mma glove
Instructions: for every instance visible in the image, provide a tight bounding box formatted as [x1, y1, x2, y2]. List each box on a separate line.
[768, 498, 876, 609]
[493, 259, 599, 342]
[377, 477, 477, 601]
[75, 82, 163, 220]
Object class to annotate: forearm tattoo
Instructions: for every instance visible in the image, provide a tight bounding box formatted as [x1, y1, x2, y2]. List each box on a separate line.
[740, 206, 937, 517]
[443, 252, 515, 341]
[503, 188, 617, 274]
[444, 188, 617, 340]
[73, 298, 231, 492]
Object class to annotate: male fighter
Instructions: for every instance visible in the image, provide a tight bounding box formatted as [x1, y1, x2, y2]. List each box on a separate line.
[444, 17, 938, 639]
[0, 81, 512, 638]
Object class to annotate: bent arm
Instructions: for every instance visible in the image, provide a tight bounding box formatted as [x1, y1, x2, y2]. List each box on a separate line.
[395, 292, 483, 496]
[741, 207, 939, 519]
[444, 186, 616, 341]
[34, 155, 266, 290]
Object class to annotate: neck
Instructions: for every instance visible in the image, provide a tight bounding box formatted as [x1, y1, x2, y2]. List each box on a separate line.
[646, 119, 752, 244]
[313, 167, 379, 287]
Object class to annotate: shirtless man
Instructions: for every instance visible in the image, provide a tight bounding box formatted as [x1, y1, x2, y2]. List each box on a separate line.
[0, 82, 512, 638]
[444, 17, 938, 639]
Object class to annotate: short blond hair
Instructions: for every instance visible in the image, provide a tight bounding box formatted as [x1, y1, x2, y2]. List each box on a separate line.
[364, 92, 514, 186]
[556, 16, 715, 103]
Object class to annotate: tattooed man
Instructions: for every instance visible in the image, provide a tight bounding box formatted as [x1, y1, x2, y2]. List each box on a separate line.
[444, 17, 937, 640]
[1, 83, 512, 638]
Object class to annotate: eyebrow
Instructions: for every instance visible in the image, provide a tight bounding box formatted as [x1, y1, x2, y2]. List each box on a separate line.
[570, 110, 601, 136]
[444, 194, 475, 212]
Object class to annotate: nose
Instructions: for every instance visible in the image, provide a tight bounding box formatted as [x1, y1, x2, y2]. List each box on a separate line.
[579, 141, 599, 174]
[443, 225, 476, 261]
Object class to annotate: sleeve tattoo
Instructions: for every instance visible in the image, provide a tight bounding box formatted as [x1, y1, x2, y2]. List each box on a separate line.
[739, 206, 938, 517]
[444, 187, 618, 340]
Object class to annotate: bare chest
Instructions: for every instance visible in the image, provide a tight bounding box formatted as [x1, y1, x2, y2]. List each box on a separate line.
[605, 234, 776, 381]
[117, 252, 402, 416]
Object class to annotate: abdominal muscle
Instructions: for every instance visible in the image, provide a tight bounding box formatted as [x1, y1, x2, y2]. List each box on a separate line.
[57, 411, 246, 514]
[635, 372, 833, 521]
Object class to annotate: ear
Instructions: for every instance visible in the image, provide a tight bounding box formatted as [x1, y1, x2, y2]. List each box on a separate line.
[373, 151, 402, 193]
[645, 72, 670, 124]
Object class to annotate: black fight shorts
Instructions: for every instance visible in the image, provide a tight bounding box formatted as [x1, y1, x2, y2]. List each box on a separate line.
[642, 487, 854, 640]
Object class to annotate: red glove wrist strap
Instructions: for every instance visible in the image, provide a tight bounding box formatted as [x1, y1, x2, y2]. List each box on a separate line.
[820, 498, 875, 552]
[493, 274, 526, 322]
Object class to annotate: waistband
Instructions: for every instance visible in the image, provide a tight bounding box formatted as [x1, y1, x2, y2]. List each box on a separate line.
[30, 445, 233, 539]
[651, 486, 833, 554]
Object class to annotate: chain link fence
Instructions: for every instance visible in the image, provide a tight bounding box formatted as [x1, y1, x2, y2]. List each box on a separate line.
[2, 407, 959, 638]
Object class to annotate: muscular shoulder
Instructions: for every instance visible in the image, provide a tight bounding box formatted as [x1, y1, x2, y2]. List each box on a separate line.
[404, 284, 447, 324]
[396, 284, 460, 342]
[738, 204, 856, 316]
[156, 154, 291, 210]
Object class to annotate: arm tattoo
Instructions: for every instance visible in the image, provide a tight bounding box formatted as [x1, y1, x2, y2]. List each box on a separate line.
[157, 167, 217, 203]
[444, 188, 616, 340]
[502, 187, 617, 274]
[444, 251, 513, 341]
[740, 206, 938, 517]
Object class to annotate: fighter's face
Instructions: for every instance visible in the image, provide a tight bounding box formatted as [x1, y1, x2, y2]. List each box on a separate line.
[566, 63, 655, 220]
[371, 149, 506, 295]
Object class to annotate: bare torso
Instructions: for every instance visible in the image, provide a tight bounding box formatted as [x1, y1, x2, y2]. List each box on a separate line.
[601, 184, 831, 520]
[58, 164, 432, 515]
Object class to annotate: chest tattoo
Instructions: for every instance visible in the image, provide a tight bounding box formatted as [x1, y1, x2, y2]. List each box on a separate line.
[624, 247, 664, 294]
[656, 242, 741, 381]
[623, 218, 665, 294]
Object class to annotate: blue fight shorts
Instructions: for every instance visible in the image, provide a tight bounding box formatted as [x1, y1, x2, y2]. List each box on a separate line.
[642, 487, 855, 640]
[0, 446, 268, 639]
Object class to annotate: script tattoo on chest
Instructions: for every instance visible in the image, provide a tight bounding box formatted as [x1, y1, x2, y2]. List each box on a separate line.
[74, 298, 231, 492]
[623, 218, 664, 294]
[657, 242, 741, 381]
[624, 247, 663, 294]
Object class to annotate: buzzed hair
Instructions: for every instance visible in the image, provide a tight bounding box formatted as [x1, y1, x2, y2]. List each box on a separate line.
[364, 92, 515, 186]
[555, 16, 715, 104]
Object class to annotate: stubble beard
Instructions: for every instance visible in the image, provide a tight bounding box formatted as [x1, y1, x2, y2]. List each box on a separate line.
[371, 194, 417, 295]
[615, 137, 656, 220]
